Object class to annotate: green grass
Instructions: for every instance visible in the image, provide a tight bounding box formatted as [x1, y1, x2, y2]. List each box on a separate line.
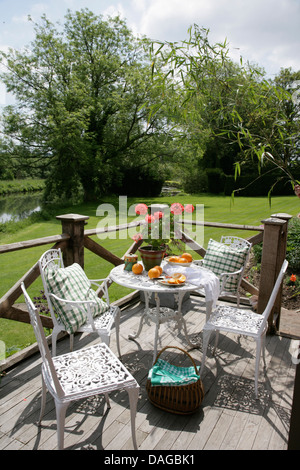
[1, 193, 299, 357]
[0, 178, 45, 196]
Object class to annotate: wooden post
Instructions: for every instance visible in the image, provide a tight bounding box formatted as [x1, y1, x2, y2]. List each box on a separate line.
[56, 214, 89, 268]
[288, 361, 300, 449]
[257, 214, 291, 332]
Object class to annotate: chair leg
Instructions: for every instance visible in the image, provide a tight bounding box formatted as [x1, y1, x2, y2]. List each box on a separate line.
[51, 326, 60, 357]
[261, 334, 267, 369]
[213, 330, 220, 355]
[38, 375, 47, 424]
[255, 338, 262, 399]
[104, 393, 111, 408]
[55, 400, 69, 450]
[127, 386, 139, 450]
[100, 333, 110, 346]
[70, 334, 74, 352]
[200, 329, 213, 376]
[115, 308, 121, 358]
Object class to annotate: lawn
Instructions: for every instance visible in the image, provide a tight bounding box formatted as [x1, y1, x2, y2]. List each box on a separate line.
[1, 193, 299, 355]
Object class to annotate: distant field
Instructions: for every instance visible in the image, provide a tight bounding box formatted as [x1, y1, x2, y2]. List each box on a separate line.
[1, 193, 299, 355]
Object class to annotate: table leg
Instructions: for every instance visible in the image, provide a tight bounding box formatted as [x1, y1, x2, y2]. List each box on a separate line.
[128, 291, 149, 341]
[176, 290, 195, 348]
[152, 292, 161, 363]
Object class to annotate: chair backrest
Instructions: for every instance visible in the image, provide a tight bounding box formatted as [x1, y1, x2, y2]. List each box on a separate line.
[220, 235, 252, 252]
[259, 259, 288, 333]
[21, 282, 65, 398]
[39, 249, 64, 324]
[39, 248, 64, 272]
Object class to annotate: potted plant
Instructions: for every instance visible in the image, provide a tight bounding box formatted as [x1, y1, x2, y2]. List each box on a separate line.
[132, 202, 194, 270]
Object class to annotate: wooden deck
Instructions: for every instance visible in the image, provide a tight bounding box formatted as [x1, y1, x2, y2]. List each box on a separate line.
[0, 295, 297, 451]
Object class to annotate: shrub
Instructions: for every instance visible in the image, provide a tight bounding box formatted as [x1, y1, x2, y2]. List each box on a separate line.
[253, 217, 300, 272]
[205, 168, 225, 194]
[286, 217, 300, 271]
[183, 169, 208, 194]
[111, 165, 165, 197]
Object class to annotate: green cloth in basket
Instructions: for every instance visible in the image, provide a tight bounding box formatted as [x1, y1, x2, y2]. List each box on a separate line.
[149, 358, 200, 387]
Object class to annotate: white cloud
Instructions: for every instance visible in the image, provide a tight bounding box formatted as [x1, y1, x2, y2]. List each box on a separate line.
[127, 0, 300, 76]
[0, 0, 299, 77]
[102, 3, 126, 19]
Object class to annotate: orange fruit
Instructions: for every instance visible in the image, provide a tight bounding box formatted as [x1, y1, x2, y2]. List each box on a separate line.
[132, 263, 143, 274]
[148, 266, 162, 279]
[181, 253, 193, 262]
[178, 257, 188, 263]
[167, 274, 186, 284]
[169, 256, 180, 262]
[154, 265, 163, 275]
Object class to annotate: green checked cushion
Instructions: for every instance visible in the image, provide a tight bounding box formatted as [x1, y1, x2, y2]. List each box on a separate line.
[202, 238, 249, 292]
[45, 263, 108, 335]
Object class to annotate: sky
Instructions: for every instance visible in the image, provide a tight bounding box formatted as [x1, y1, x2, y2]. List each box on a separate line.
[0, 0, 300, 104]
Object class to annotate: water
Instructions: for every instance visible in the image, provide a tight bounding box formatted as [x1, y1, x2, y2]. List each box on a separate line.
[0, 192, 43, 224]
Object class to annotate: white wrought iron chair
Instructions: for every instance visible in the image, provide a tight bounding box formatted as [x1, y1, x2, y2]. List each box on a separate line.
[39, 248, 120, 357]
[195, 236, 252, 307]
[200, 259, 288, 398]
[21, 282, 139, 450]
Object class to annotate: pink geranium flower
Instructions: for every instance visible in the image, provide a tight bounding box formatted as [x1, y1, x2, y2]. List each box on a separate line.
[170, 202, 184, 214]
[145, 214, 155, 224]
[132, 201, 196, 251]
[184, 204, 195, 213]
[135, 203, 148, 215]
[132, 233, 143, 242]
[154, 211, 164, 220]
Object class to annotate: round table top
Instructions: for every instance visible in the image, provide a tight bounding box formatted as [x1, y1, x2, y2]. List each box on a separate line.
[109, 262, 198, 293]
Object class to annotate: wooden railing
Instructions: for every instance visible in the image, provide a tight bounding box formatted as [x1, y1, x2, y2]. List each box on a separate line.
[0, 211, 292, 346]
[1, 210, 297, 447]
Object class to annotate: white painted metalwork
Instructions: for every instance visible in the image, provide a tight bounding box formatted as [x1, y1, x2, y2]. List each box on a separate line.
[200, 259, 288, 398]
[21, 283, 139, 450]
[39, 248, 120, 357]
[110, 262, 220, 362]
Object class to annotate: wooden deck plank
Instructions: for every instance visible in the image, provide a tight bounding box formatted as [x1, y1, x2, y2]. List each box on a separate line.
[0, 296, 297, 451]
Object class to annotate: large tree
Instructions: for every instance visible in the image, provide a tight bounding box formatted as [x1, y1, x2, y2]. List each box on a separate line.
[149, 25, 300, 195]
[0, 9, 175, 201]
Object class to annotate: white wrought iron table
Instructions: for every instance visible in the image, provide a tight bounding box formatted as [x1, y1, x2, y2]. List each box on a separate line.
[109, 261, 220, 362]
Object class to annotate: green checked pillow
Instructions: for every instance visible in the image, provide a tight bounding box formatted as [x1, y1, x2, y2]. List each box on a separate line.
[202, 238, 249, 292]
[45, 263, 108, 335]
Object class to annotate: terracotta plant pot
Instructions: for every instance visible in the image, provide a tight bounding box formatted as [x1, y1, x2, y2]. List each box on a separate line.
[138, 245, 166, 271]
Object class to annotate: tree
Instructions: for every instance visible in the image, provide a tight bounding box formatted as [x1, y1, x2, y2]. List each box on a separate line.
[149, 25, 300, 196]
[0, 9, 174, 201]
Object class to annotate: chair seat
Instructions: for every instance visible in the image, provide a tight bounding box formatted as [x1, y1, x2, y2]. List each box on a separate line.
[77, 306, 118, 334]
[206, 305, 265, 336]
[46, 343, 137, 401]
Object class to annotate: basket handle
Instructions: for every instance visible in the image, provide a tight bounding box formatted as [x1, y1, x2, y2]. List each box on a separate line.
[154, 346, 199, 375]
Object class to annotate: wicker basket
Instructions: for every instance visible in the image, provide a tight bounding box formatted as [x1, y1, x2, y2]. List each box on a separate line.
[146, 346, 204, 415]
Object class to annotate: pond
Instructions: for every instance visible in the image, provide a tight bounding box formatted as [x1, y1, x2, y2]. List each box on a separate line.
[0, 192, 43, 224]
